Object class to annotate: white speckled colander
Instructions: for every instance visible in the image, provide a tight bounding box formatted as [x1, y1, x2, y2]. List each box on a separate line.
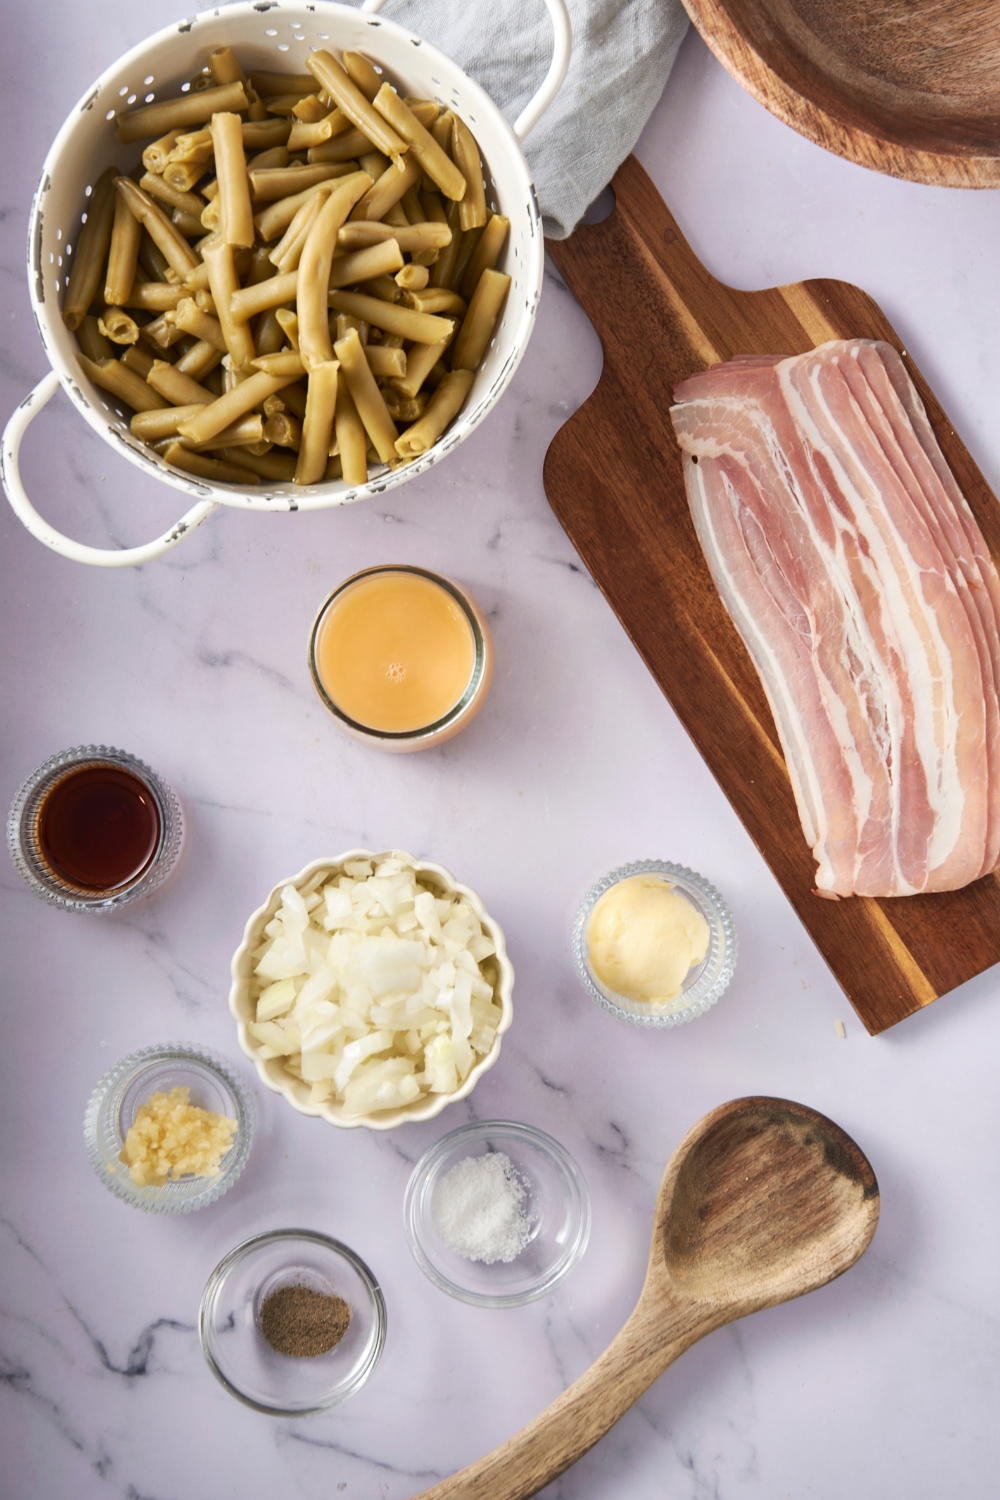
[1, 0, 570, 566]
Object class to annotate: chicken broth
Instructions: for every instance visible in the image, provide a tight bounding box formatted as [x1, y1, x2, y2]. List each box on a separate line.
[314, 570, 476, 734]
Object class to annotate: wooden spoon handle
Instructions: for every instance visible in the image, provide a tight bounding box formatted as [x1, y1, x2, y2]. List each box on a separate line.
[411, 1299, 717, 1500]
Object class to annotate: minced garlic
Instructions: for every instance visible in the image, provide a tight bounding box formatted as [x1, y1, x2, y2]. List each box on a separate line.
[120, 1086, 237, 1186]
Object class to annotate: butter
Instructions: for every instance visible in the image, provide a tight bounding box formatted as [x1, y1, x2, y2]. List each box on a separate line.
[586, 875, 710, 1005]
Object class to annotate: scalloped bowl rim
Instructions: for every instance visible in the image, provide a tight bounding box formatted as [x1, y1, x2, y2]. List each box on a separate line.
[229, 849, 514, 1130]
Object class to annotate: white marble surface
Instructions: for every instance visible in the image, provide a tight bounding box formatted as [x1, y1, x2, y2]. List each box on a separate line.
[3, 8, 1000, 1499]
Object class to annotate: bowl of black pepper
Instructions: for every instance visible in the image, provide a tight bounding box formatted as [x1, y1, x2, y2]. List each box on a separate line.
[198, 1229, 386, 1414]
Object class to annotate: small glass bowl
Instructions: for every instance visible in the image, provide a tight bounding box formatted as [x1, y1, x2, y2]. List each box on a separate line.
[403, 1121, 591, 1307]
[199, 1230, 386, 1415]
[308, 565, 494, 753]
[84, 1044, 254, 1213]
[573, 861, 737, 1028]
[8, 745, 183, 912]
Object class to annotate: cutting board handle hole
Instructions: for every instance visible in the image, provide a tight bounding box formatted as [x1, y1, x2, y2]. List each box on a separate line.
[581, 185, 616, 225]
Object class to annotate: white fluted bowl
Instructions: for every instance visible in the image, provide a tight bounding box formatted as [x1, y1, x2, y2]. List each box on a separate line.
[229, 849, 514, 1129]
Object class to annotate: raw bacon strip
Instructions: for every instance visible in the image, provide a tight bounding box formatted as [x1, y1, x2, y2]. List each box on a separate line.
[780, 348, 986, 891]
[878, 344, 1000, 653]
[670, 339, 1000, 898]
[845, 343, 1000, 876]
[674, 360, 902, 894]
[863, 343, 1000, 875]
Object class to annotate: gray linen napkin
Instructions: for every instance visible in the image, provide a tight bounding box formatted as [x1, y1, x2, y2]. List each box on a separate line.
[378, 0, 689, 237]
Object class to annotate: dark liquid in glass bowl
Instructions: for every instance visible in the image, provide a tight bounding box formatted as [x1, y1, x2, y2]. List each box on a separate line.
[36, 765, 161, 892]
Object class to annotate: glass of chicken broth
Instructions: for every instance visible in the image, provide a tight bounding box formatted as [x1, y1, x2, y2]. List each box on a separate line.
[8, 746, 183, 912]
[309, 567, 494, 751]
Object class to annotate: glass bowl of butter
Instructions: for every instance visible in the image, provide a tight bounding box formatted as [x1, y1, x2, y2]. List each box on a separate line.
[572, 861, 737, 1027]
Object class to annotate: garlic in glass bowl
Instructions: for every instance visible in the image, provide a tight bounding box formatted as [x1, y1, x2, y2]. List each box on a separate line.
[229, 850, 514, 1129]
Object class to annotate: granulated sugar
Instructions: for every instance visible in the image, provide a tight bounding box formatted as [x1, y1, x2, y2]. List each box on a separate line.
[432, 1151, 532, 1264]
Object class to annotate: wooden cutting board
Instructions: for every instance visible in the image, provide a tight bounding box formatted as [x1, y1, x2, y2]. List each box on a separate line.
[544, 154, 1000, 1035]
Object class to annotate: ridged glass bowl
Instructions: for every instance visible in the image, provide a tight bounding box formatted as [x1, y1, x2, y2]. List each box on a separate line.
[84, 1044, 254, 1213]
[199, 1230, 386, 1415]
[403, 1120, 591, 1307]
[572, 861, 737, 1027]
[8, 745, 183, 912]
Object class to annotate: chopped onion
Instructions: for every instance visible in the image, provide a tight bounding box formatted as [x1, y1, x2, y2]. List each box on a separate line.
[249, 862, 502, 1115]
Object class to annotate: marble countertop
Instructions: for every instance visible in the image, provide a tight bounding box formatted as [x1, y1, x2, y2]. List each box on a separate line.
[3, 8, 1000, 1498]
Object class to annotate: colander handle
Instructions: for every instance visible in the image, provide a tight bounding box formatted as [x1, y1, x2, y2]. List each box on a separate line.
[1, 371, 220, 568]
[360, 0, 571, 141]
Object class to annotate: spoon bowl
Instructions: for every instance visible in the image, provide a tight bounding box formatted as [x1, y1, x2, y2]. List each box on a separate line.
[415, 1097, 879, 1500]
[659, 1097, 878, 1308]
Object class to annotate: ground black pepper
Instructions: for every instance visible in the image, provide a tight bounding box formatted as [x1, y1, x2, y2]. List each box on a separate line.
[260, 1283, 351, 1358]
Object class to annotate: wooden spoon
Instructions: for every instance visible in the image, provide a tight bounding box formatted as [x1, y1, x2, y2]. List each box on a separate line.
[413, 1096, 879, 1500]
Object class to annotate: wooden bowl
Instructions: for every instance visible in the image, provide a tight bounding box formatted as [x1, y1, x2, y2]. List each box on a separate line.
[680, 0, 1000, 187]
